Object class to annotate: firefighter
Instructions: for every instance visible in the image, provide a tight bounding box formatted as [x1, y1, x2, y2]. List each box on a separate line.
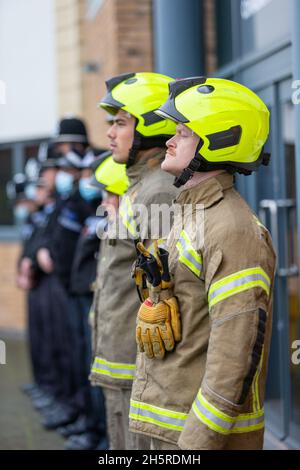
[129, 77, 277, 450]
[89, 73, 178, 450]
[90, 152, 129, 449]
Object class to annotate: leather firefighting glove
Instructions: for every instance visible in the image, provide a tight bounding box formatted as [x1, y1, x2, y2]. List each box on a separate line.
[135, 241, 181, 359]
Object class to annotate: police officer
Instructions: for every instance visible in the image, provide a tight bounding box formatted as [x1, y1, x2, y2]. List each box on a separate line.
[36, 118, 93, 430]
[129, 77, 277, 450]
[7, 174, 37, 232]
[23, 145, 63, 410]
[8, 174, 39, 389]
[9, 162, 61, 411]
[22, 175, 57, 408]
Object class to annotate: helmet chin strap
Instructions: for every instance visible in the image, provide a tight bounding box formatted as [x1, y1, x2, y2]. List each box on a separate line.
[126, 131, 171, 169]
[173, 140, 204, 188]
[127, 132, 142, 168]
[173, 139, 245, 188]
[172, 132, 271, 186]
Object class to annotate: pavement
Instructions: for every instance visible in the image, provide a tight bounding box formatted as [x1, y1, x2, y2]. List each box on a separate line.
[0, 330, 64, 450]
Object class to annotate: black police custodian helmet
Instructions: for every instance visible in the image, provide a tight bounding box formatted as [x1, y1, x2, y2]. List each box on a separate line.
[52, 117, 89, 146]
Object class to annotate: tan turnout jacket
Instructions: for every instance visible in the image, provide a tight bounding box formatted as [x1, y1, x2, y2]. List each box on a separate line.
[130, 172, 276, 450]
[90, 149, 178, 390]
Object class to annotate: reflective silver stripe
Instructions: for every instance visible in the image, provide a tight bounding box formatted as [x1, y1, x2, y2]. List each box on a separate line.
[176, 232, 202, 276]
[179, 245, 202, 272]
[92, 357, 136, 379]
[130, 400, 187, 431]
[94, 363, 135, 377]
[57, 215, 81, 232]
[209, 272, 270, 303]
[192, 391, 265, 435]
[194, 396, 233, 431]
[194, 397, 264, 432]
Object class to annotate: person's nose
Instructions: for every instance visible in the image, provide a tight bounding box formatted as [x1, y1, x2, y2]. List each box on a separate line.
[107, 123, 116, 140]
[166, 134, 177, 149]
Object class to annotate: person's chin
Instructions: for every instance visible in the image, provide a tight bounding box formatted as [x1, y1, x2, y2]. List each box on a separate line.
[161, 156, 176, 175]
[112, 152, 127, 164]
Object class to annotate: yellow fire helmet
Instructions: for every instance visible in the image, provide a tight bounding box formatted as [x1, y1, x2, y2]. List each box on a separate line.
[94, 151, 129, 196]
[98, 72, 176, 167]
[155, 77, 270, 187]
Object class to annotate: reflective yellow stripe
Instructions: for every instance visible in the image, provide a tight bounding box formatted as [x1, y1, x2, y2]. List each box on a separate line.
[176, 230, 202, 277]
[253, 214, 266, 230]
[91, 357, 136, 380]
[129, 399, 188, 432]
[251, 378, 258, 413]
[208, 267, 270, 309]
[89, 309, 95, 321]
[120, 212, 137, 237]
[119, 196, 138, 237]
[252, 346, 264, 412]
[193, 390, 264, 435]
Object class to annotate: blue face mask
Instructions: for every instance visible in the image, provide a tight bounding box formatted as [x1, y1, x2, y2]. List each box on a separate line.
[14, 205, 30, 224]
[79, 178, 102, 201]
[25, 183, 37, 201]
[55, 171, 74, 196]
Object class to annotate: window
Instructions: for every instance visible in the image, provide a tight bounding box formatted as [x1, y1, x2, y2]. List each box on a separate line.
[213, 0, 292, 71]
[0, 148, 13, 225]
[240, 0, 292, 56]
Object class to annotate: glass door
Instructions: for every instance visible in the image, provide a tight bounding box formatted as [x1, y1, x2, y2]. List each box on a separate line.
[257, 79, 300, 443]
[279, 87, 300, 445]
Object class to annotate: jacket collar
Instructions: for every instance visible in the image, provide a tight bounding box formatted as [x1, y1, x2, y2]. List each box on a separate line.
[126, 148, 165, 187]
[175, 172, 234, 208]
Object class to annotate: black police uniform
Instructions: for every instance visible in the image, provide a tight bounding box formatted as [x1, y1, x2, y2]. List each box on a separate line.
[67, 200, 107, 445]
[25, 202, 62, 399]
[38, 187, 92, 428]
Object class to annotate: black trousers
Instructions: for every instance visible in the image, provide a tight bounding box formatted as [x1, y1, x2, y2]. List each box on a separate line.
[27, 275, 58, 393]
[68, 294, 107, 434]
[46, 275, 77, 409]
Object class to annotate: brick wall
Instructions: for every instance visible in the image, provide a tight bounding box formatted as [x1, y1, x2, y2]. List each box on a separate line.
[82, 0, 119, 148]
[203, 0, 217, 74]
[55, 0, 85, 117]
[0, 243, 26, 331]
[115, 0, 153, 74]
[82, 0, 153, 148]
[55, 0, 153, 148]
